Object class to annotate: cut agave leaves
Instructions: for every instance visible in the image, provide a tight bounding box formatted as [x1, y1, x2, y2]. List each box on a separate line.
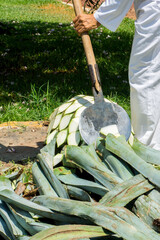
[47, 95, 114, 148]
[0, 215, 13, 240]
[53, 153, 64, 167]
[7, 203, 53, 236]
[56, 129, 68, 148]
[100, 124, 120, 138]
[67, 131, 81, 146]
[0, 176, 13, 192]
[105, 134, 160, 189]
[65, 145, 123, 190]
[64, 101, 83, 114]
[96, 139, 134, 181]
[54, 167, 108, 197]
[32, 162, 58, 197]
[32, 196, 159, 240]
[29, 224, 110, 240]
[49, 113, 62, 131]
[133, 193, 160, 232]
[57, 102, 72, 114]
[99, 174, 153, 207]
[130, 137, 160, 165]
[68, 117, 79, 133]
[46, 129, 58, 145]
[0, 189, 84, 224]
[0, 200, 28, 239]
[59, 114, 72, 131]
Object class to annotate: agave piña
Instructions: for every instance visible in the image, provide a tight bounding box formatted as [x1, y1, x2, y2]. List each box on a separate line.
[47, 95, 112, 147]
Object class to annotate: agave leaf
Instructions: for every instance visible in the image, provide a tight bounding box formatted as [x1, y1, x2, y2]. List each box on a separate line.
[105, 134, 160, 188]
[18, 237, 31, 240]
[133, 194, 160, 232]
[29, 224, 110, 240]
[42, 136, 56, 155]
[5, 168, 23, 182]
[148, 189, 160, 205]
[32, 162, 58, 197]
[48, 110, 61, 133]
[0, 215, 13, 240]
[53, 153, 63, 167]
[0, 176, 13, 192]
[57, 102, 73, 114]
[40, 137, 57, 169]
[46, 129, 58, 145]
[96, 140, 134, 180]
[64, 101, 82, 115]
[38, 153, 69, 199]
[100, 125, 119, 137]
[130, 137, 160, 165]
[74, 106, 87, 118]
[54, 166, 108, 196]
[48, 108, 59, 133]
[100, 174, 154, 206]
[57, 172, 108, 197]
[59, 114, 72, 131]
[74, 100, 94, 118]
[7, 204, 53, 236]
[0, 200, 28, 239]
[56, 129, 68, 148]
[48, 107, 58, 122]
[32, 196, 159, 240]
[66, 185, 93, 202]
[81, 144, 102, 164]
[61, 159, 76, 170]
[74, 101, 93, 118]
[67, 131, 81, 146]
[68, 117, 79, 133]
[64, 95, 93, 115]
[65, 145, 123, 190]
[51, 113, 62, 130]
[0, 189, 87, 224]
[53, 166, 74, 176]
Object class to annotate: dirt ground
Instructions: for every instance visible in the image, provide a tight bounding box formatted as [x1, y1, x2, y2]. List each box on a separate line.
[0, 122, 48, 163]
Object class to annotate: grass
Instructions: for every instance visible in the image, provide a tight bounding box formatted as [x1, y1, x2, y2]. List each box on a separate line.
[0, 0, 135, 122]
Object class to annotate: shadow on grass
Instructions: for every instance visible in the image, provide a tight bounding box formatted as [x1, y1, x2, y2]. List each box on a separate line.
[0, 19, 134, 112]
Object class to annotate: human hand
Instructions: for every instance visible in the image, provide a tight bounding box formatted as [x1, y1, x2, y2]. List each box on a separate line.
[73, 14, 101, 35]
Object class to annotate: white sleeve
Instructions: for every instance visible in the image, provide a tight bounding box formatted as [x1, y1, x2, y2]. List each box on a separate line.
[94, 0, 134, 32]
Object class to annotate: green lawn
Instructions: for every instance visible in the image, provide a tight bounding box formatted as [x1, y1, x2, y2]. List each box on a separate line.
[0, 0, 135, 122]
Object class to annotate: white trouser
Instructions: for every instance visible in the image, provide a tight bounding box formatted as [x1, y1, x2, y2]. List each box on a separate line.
[129, 0, 160, 150]
[94, 0, 160, 150]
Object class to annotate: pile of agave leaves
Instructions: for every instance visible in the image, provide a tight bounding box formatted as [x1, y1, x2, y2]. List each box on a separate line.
[1, 95, 160, 240]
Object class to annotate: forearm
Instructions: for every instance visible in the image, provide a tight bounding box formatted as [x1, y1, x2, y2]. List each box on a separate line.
[73, 14, 101, 35]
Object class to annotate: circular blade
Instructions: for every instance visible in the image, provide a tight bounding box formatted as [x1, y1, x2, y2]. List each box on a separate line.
[79, 101, 131, 145]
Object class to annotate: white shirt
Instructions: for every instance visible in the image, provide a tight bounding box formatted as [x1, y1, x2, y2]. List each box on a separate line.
[94, 0, 134, 31]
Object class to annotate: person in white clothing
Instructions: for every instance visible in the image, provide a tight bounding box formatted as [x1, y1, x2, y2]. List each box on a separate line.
[73, 0, 160, 150]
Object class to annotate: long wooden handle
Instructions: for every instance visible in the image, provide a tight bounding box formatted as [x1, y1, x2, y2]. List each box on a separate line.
[72, 0, 101, 92]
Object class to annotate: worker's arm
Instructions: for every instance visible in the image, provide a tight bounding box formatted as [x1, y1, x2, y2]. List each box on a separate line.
[73, 14, 101, 35]
[73, 0, 134, 34]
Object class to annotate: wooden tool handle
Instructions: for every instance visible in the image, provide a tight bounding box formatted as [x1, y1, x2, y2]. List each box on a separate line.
[72, 0, 101, 92]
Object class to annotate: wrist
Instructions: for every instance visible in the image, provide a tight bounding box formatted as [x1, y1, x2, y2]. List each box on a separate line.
[92, 14, 101, 28]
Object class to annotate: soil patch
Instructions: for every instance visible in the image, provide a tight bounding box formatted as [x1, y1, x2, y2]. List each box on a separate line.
[0, 121, 48, 163]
